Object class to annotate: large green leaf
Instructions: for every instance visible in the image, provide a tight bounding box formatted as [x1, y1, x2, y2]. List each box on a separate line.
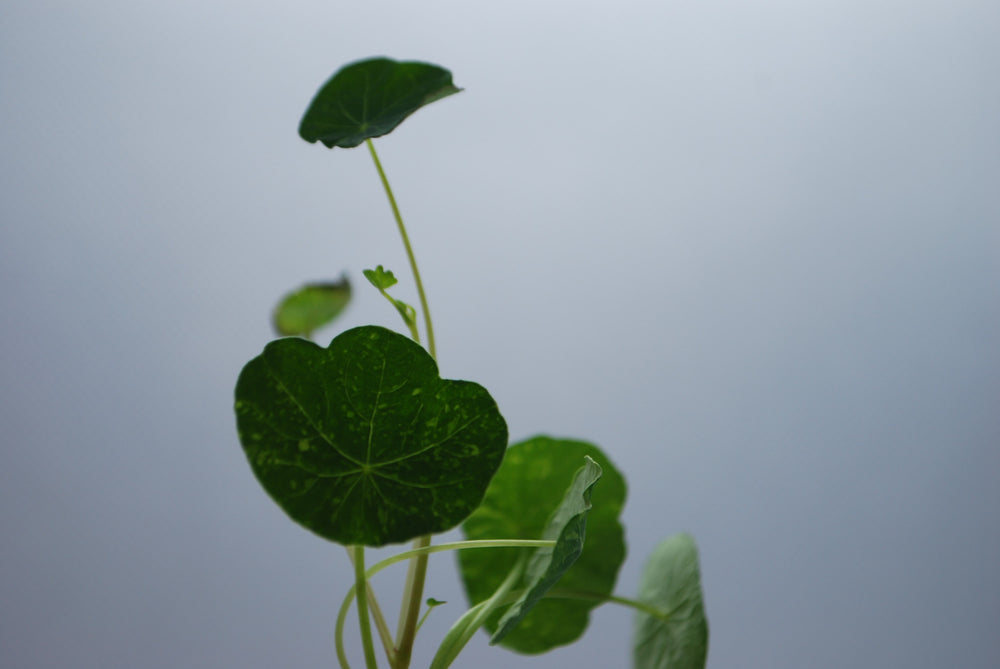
[633, 534, 709, 669]
[459, 436, 627, 653]
[299, 57, 461, 149]
[234, 325, 507, 546]
[271, 277, 351, 337]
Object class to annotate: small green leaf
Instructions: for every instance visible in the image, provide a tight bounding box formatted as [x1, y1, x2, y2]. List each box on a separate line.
[363, 265, 398, 290]
[633, 534, 709, 669]
[234, 325, 507, 546]
[271, 277, 351, 337]
[299, 57, 461, 149]
[417, 598, 449, 635]
[490, 457, 602, 645]
[459, 436, 627, 654]
[364, 265, 418, 333]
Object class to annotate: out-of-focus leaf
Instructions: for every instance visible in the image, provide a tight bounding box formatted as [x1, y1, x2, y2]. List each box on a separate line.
[633, 533, 709, 669]
[271, 277, 351, 337]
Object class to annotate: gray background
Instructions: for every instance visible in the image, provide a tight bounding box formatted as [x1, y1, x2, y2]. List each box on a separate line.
[2, 1, 998, 667]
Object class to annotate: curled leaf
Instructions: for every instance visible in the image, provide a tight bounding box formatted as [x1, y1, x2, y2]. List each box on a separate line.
[459, 436, 627, 653]
[490, 457, 603, 644]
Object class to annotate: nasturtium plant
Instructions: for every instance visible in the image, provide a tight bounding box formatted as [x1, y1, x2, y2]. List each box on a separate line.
[271, 277, 351, 337]
[235, 55, 709, 669]
[235, 325, 507, 546]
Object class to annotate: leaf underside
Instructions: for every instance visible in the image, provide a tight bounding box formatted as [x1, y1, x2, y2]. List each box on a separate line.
[490, 456, 603, 645]
[235, 325, 507, 546]
[299, 57, 461, 149]
[633, 534, 709, 669]
[459, 436, 627, 654]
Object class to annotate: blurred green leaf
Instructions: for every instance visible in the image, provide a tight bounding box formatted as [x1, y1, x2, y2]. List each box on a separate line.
[459, 437, 627, 653]
[234, 325, 507, 546]
[300, 57, 461, 149]
[633, 534, 709, 669]
[271, 277, 351, 337]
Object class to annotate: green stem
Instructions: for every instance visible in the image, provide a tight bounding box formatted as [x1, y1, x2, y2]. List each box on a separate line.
[335, 587, 354, 669]
[545, 588, 671, 620]
[335, 539, 555, 669]
[345, 547, 396, 665]
[365, 139, 436, 358]
[365, 138, 439, 669]
[429, 557, 527, 669]
[353, 546, 380, 669]
[393, 535, 430, 669]
[373, 539, 554, 575]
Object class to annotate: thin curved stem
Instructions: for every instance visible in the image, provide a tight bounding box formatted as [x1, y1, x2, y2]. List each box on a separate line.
[372, 539, 555, 576]
[345, 547, 395, 664]
[544, 587, 670, 620]
[365, 139, 436, 358]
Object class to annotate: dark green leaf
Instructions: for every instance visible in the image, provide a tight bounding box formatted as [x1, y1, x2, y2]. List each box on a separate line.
[459, 436, 627, 653]
[271, 277, 351, 337]
[299, 57, 461, 149]
[234, 325, 507, 546]
[633, 534, 709, 669]
[490, 456, 602, 645]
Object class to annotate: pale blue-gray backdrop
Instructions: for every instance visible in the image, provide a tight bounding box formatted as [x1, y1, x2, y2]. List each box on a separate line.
[2, 1, 998, 667]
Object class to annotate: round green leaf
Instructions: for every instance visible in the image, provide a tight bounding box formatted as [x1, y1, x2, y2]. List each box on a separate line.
[234, 325, 507, 546]
[458, 436, 627, 654]
[633, 534, 709, 669]
[299, 57, 461, 149]
[271, 277, 351, 337]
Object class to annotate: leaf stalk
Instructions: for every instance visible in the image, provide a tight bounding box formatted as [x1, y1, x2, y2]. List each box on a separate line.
[365, 139, 436, 358]
[353, 546, 380, 669]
